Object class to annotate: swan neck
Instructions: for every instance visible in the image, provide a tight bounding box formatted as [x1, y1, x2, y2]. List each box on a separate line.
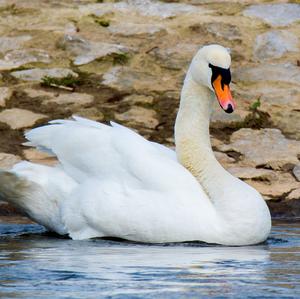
[175, 71, 230, 199]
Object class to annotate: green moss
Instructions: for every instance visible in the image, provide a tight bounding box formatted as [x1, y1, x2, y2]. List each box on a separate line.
[250, 97, 261, 111]
[111, 52, 130, 65]
[41, 74, 83, 88]
[240, 97, 271, 129]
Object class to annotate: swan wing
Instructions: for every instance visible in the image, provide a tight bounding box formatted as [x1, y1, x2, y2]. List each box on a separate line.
[25, 116, 187, 189]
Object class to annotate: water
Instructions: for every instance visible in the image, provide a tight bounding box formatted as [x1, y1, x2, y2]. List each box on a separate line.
[0, 218, 299, 298]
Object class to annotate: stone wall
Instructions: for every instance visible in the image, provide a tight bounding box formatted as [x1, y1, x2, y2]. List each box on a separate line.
[0, 0, 300, 217]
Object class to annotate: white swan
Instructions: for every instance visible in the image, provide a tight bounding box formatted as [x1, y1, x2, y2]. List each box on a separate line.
[0, 45, 271, 245]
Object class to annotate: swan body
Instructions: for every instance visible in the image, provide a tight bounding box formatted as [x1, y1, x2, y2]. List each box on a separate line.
[0, 45, 271, 245]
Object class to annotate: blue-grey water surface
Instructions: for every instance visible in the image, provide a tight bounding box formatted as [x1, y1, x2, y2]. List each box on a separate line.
[0, 217, 299, 298]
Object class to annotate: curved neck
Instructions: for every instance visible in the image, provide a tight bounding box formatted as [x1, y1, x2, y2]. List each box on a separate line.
[175, 71, 233, 202]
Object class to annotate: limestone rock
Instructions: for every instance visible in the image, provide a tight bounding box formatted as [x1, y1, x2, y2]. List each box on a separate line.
[115, 106, 159, 129]
[243, 4, 300, 26]
[24, 88, 54, 98]
[23, 148, 57, 166]
[287, 188, 300, 201]
[122, 95, 154, 105]
[73, 107, 104, 121]
[237, 64, 300, 86]
[11, 68, 78, 82]
[211, 137, 225, 150]
[254, 31, 298, 61]
[218, 128, 300, 170]
[0, 153, 21, 170]
[211, 101, 250, 129]
[64, 22, 78, 35]
[205, 23, 241, 41]
[246, 173, 300, 200]
[26, 89, 95, 109]
[0, 108, 47, 129]
[227, 166, 276, 181]
[214, 152, 235, 165]
[0, 87, 12, 107]
[127, 1, 209, 19]
[102, 66, 175, 93]
[0, 49, 51, 71]
[60, 35, 132, 66]
[293, 165, 300, 182]
[149, 44, 199, 70]
[0, 35, 31, 53]
[86, 1, 210, 19]
[44, 92, 94, 107]
[238, 86, 300, 139]
[109, 23, 166, 37]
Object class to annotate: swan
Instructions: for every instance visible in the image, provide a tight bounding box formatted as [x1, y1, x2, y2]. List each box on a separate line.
[0, 44, 271, 245]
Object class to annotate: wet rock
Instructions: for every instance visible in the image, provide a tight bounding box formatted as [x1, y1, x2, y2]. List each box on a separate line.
[109, 23, 166, 37]
[218, 128, 300, 170]
[59, 35, 132, 66]
[237, 64, 300, 86]
[149, 44, 199, 70]
[0, 49, 51, 71]
[227, 166, 276, 181]
[102, 66, 176, 93]
[115, 106, 159, 129]
[0, 35, 31, 53]
[254, 31, 298, 61]
[243, 4, 300, 26]
[0, 153, 21, 170]
[293, 165, 300, 182]
[0, 108, 47, 129]
[11, 68, 78, 82]
[0, 87, 12, 107]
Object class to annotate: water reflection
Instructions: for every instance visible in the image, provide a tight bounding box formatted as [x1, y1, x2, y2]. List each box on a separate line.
[0, 220, 299, 298]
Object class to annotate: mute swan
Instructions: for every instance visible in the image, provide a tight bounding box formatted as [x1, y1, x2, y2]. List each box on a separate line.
[0, 45, 271, 245]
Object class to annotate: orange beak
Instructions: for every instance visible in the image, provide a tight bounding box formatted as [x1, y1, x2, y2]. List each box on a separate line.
[212, 75, 236, 113]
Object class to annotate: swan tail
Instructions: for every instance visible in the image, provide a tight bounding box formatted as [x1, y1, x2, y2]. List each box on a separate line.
[0, 162, 75, 235]
[0, 171, 31, 207]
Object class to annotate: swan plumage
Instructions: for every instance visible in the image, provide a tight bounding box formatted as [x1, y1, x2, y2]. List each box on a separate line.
[0, 45, 271, 245]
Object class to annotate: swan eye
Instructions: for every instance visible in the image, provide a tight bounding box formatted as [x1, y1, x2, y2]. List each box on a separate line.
[209, 63, 231, 90]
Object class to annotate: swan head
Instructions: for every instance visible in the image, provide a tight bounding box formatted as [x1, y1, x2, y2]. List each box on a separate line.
[190, 44, 236, 113]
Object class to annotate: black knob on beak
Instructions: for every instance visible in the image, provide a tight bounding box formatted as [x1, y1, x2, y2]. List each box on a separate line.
[225, 104, 234, 114]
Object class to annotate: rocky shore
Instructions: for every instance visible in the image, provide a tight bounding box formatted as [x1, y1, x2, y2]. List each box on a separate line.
[0, 0, 300, 218]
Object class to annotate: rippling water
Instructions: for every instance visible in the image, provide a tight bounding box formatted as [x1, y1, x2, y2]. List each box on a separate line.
[0, 218, 299, 298]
